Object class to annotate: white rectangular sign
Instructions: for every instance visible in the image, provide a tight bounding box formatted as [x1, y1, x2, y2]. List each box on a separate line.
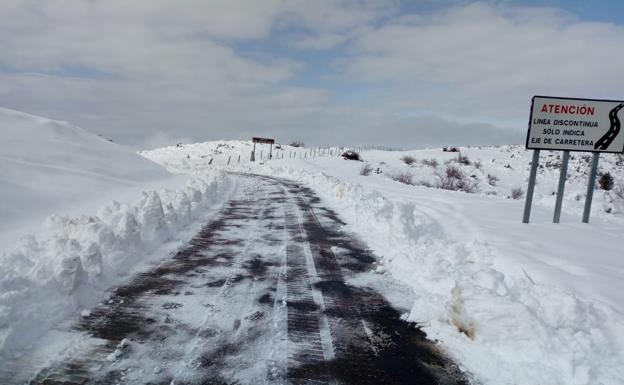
[526, 96, 624, 153]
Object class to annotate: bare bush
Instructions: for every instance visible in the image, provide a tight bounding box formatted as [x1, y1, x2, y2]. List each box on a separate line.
[598, 172, 614, 190]
[511, 187, 524, 200]
[341, 150, 360, 161]
[487, 174, 499, 186]
[420, 158, 439, 168]
[473, 160, 482, 169]
[401, 155, 417, 165]
[443, 146, 459, 152]
[289, 141, 305, 147]
[390, 172, 415, 185]
[360, 163, 373, 176]
[456, 153, 471, 165]
[445, 165, 462, 179]
[436, 166, 477, 193]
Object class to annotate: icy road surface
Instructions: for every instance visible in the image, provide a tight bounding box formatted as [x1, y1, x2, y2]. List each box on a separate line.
[3, 174, 469, 385]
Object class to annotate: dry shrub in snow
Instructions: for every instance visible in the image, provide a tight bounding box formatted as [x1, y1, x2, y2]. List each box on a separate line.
[289, 141, 304, 147]
[456, 153, 471, 165]
[487, 174, 499, 186]
[341, 150, 360, 161]
[473, 160, 482, 169]
[511, 186, 524, 200]
[449, 286, 476, 340]
[436, 165, 477, 193]
[360, 163, 373, 176]
[390, 172, 415, 185]
[598, 172, 614, 191]
[443, 146, 459, 152]
[420, 158, 439, 168]
[401, 155, 417, 165]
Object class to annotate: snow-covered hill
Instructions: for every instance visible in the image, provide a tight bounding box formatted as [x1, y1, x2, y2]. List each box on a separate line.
[0, 110, 237, 362]
[142, 140, 624, 385]
[359, 146, 624, 222]
[143, 141, 624, 222]
[139, 140, 330, 173]
[0, 107, 172, 247]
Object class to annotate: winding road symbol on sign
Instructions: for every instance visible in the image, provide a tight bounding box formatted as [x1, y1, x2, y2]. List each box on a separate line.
[594, 103, 624, 150]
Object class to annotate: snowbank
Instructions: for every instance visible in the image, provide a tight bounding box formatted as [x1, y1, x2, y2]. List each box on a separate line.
[0, 109, 240, 360]
[0, 171, 235, 358]
[0, 107, 172, 250]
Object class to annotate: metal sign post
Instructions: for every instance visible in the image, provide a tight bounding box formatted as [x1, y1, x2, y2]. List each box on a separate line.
[582, 152, 600, 223]
[522, 150, 540, 223]
[552, 150, 570, 223]
[524, 95, 624, 223]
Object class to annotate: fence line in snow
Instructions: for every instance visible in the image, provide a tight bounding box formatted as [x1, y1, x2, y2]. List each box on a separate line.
[182, 144, 405, 166]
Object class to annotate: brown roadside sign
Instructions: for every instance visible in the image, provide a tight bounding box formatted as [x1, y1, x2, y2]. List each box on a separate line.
[252, 137, 275, 144]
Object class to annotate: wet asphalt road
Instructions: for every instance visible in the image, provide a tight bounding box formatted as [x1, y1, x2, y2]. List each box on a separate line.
[4, 174, 470, 385]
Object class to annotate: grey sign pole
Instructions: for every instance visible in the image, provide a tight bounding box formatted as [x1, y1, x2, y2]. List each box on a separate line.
[522, 149, 540, 223]
[552, 150, 570, 223]
[582, 152, 600, 223]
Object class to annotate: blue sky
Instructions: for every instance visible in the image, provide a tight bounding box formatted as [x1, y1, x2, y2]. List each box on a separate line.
[1, 1, 624, 148]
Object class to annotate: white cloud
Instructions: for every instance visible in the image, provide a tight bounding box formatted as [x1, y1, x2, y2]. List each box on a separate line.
[0, 0, 324, 144]
[343, 3, 624, 122]
[289, 33, 348, 50]
[278, 0, 397, 32]
[0, 1, 621, 148]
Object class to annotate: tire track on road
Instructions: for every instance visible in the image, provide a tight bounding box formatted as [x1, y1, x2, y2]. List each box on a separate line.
[4, 174, 472, 385]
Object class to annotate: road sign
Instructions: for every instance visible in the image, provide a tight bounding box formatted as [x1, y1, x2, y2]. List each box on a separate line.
[252, 137, 275, 144]
[523, 95, 623, 224]
[526, 96, 624, 153]
[251, 137, 275, 162]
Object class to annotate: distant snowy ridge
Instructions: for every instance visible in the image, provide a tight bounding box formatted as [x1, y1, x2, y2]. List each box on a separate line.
[140, 140, 337, 172]
[142, 141, 624, 221]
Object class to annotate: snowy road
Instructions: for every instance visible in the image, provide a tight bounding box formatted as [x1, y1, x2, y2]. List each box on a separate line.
[4, 174, 468, 385]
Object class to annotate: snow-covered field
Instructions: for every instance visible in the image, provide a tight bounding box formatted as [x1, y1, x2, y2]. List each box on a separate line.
[2, 119, 623, 384]
[143, 140, 624, 385]
[0, 110, 237, 362]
